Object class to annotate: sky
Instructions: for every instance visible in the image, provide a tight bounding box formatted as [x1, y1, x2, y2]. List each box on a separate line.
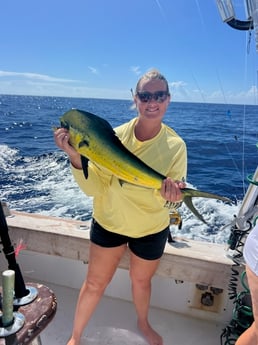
[1, 0, 258, 104]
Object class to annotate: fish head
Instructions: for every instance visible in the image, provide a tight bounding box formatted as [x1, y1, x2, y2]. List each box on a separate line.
[59, 108, 115, 159]
[60, 119, 69, 130]
[60, 108, 113, 134]
[59, 109, 92, 152]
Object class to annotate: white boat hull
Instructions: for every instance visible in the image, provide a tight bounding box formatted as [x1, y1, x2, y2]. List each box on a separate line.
[0, 210, 243, 344]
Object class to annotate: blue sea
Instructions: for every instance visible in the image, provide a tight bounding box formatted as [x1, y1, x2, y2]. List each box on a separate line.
[0, 94, 257, 243]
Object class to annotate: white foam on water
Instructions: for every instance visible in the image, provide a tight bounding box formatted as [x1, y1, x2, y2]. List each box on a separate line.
[171, 196, 239, 243]
[0, 144, 240, 243]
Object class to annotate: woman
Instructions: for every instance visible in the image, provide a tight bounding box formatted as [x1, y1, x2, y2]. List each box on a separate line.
[54, 69, 187, 345]
[236, 222, 258, 345]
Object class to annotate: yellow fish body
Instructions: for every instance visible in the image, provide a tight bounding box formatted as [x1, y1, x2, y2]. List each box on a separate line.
[59, 109, 232, 224]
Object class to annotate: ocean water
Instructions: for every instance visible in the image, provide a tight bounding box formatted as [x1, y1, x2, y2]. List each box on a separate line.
[0, 94, 257, 243]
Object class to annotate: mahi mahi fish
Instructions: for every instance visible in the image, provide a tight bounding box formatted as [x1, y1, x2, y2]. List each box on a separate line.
[59, 108, 232, 224]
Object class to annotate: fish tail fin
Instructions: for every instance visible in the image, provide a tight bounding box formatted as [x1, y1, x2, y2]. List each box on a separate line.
[183, 196, 209, 225]
[183, 188, 232, 203]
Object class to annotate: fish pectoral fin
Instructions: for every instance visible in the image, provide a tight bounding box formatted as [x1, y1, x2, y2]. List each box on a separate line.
[118, 179, 139, 187]
[79, 139, 89, 148]
[81, 155, 89, 179]
[183, 196, 208, 225]
[118, 179, 124, 187]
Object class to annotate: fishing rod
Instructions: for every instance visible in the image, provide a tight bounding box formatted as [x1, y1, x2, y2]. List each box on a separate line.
[0, 201, 28, 298]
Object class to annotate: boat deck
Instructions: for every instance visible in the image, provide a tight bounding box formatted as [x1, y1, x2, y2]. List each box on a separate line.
[0, 210, 239, 345]
[39, 280, 226, 345]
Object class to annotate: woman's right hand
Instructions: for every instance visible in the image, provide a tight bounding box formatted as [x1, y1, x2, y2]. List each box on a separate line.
[54, 128, 82, 169]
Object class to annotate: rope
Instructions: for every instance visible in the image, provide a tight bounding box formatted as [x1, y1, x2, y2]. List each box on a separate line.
[247, 173, 258, 186]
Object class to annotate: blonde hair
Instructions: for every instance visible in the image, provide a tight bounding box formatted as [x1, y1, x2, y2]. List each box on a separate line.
[135, 68, 170, 94]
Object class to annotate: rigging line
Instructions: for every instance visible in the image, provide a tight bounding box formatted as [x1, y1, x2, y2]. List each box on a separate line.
[191, 72, 207, 103]
[240, 30, 253, 195]
[256, 70, 258, 106]
[216, 69, 245, 188]
[195, 0, 246, 190]
[224, 143, 244, 183]
[195, 0, 207, 33]
[153, 0, 169, 28]
[216, 69, 228, 106]
[238, 28, 257, 195]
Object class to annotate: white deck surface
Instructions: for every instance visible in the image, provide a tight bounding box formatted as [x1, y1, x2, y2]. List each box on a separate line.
[39, 280, 226, 345]
[0, 210, 236, 345]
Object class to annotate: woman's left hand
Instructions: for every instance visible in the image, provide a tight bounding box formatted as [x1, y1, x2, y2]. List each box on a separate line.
[160, 177, 186, 202]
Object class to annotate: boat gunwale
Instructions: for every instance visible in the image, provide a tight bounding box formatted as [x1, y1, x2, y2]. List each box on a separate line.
[6, 210, 236, 289]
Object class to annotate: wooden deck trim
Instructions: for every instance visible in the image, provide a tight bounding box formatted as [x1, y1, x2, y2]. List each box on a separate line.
[6, 211, 235, 288]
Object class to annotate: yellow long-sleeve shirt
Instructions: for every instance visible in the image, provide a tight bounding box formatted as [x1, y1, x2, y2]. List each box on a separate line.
[72, 117, 187, 238]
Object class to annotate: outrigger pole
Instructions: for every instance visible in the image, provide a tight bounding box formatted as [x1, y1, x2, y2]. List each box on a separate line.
[227, 166, 258, 255]
[235, 166, 258, 229]
[216, 0, 254, 31]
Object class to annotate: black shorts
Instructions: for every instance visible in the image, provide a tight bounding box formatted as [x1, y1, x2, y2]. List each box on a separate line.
[90, 219, 169, 260]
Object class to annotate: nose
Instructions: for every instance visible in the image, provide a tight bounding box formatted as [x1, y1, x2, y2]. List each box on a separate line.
[147, 95, 158, 103]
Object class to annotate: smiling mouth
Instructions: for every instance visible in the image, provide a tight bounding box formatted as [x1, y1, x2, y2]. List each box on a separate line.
[146, 107, 159, 112]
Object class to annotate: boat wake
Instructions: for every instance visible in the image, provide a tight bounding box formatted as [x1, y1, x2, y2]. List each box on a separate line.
[0, 144, 240, 243]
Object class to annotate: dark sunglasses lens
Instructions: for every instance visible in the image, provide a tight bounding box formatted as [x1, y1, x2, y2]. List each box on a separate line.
[154, 91, 168, 102]
[138, 92, 151, 102]
[137, 91, 168, 102]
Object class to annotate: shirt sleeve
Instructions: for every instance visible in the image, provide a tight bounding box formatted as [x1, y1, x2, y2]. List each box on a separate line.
[167, 141, 187, 182]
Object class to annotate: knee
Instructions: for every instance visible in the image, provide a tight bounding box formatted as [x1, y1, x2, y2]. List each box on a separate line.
[130, 271, 151, 290]
[83, 276, 110, 295]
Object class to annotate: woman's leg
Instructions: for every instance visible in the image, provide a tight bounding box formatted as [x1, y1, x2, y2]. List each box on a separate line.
[67, 242, 127, 345]
[236, 265, 258, 345]
[129, 252, 163, 345]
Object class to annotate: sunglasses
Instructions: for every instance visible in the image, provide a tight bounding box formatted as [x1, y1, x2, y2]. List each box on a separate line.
[136, 91, 169, 103]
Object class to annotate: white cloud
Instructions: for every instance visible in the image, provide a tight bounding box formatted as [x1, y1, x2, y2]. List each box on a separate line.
[169, 81, 187, 89]
[0, 76, 130, 99]
[0, 70, 257, 104]
[0, 70, 79, 83]
[88, 66, 99, 75]
[130, 66, 141, 76]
